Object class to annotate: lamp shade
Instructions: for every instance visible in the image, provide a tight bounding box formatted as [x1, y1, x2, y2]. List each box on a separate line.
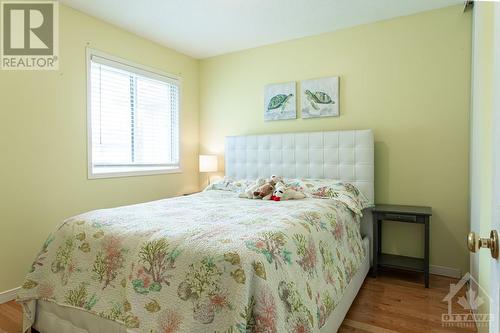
[199, 155, 218, 173]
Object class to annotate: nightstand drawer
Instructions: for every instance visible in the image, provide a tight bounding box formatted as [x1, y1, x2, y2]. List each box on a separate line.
[383, 213, 416, 222]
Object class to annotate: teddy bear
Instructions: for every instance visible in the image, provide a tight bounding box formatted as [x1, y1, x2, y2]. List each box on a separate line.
[253, 181, 275, 200]
[239, 178, 265, 199]
[253, 175, 282, 200]
[270, 182, 306, 201]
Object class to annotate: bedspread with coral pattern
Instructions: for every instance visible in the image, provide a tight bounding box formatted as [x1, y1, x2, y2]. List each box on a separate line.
[17, 190, 365, 333]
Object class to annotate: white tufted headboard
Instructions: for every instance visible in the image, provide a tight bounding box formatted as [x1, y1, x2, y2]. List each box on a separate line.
[225, 129, 374, 205]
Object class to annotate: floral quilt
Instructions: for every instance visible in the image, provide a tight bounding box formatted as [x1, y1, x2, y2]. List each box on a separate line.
[17, 190, 366, 333]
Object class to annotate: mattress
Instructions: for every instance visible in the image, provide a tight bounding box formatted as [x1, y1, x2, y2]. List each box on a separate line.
[19, 190, 368, 333]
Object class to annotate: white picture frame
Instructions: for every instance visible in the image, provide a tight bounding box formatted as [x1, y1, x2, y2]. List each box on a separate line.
[301, 76, 339, 118]
[264, 81, 296, 121]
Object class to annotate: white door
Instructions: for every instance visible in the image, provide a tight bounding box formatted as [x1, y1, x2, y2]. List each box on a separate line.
[469, 2, 500, 333]
[491, 4, 500, 332]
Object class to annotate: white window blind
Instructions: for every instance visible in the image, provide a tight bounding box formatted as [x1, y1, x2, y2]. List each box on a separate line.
[88, 52, 180, 178]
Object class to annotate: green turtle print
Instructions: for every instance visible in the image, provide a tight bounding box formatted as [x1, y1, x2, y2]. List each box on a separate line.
[267, 93, 294, 112]
[264, 81, 297, 120]
[304, 90, 335, 111]
[301, 76, 339, 118]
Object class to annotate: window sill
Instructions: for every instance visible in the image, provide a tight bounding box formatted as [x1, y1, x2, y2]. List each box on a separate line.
[88, 166, 181, 179]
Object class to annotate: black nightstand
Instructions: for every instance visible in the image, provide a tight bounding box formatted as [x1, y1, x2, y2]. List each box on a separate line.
[371, 204, 432, 288]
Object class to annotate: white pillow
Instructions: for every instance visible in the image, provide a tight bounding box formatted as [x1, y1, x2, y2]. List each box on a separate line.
[203, 177, 253, 194]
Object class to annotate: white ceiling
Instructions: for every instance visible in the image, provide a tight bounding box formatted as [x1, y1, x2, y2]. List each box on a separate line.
[61, 0, 464, 59]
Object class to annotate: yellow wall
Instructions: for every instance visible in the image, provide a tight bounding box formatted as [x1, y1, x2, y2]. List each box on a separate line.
[199, 5, 472, 273]
[0, 4, 474, 293]
[0, 5, 200, 291]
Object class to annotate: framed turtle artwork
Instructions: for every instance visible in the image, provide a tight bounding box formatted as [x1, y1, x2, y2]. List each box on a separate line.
[264, 81, 296, 121]
[301, 76, 339, 118]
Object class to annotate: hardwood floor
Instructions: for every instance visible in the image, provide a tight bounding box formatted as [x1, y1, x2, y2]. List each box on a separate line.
[0, 269, 476, 333]
[339, 269, 477, 333]
[0, 300, 21, 333]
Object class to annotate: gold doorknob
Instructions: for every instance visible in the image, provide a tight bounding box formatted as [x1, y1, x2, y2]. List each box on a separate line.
[468, 230, 499, 259]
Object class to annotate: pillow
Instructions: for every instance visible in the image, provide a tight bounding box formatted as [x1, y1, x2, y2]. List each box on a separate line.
[284, 179, 370, 216]
[203, 177, 252, 193]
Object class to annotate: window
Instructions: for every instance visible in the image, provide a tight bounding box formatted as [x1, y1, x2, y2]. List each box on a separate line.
[87, 50, 180, 178]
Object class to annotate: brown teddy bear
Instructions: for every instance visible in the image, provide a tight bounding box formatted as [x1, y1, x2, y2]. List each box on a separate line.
[253, 175, 282, 200]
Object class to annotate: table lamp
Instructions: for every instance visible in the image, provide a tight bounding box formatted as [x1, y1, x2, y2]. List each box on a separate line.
[199, 154, 218, 187]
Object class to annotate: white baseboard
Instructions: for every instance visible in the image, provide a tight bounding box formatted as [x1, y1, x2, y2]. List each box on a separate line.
[0, 287, 20, 304]
[430, 265, 462, 279]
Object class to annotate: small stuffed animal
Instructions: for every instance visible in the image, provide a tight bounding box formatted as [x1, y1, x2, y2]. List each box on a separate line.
[239, 178, 265, 199]
[253, 181, 275, 200]
[271, 183, 287, 201]
[284, 187, 306, 200]
[271, 182, 306, 201]
[253, 176, 281, 200]
[270, 175, 283, 184]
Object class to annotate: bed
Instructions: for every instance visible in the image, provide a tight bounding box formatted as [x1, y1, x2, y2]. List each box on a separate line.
[17, 129, 374, 333]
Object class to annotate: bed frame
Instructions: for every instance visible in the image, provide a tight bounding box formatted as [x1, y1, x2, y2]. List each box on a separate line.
[225, 129, 375, 332]
[29, 129, 374, 333]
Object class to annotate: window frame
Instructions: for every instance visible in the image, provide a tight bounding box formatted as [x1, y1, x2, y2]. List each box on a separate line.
[86, 48, 182, 179]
